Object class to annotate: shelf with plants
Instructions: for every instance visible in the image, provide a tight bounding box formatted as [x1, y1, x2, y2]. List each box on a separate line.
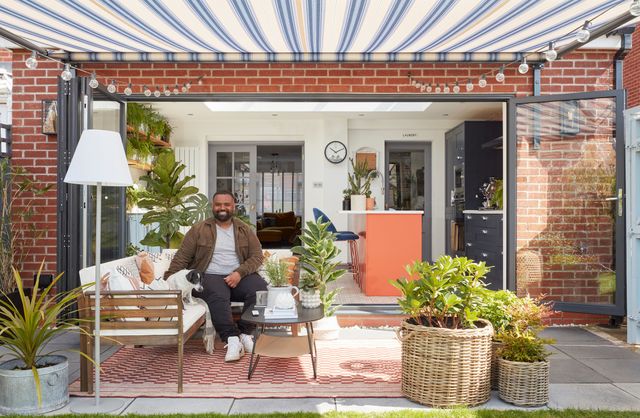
[125, 103, 173, 171]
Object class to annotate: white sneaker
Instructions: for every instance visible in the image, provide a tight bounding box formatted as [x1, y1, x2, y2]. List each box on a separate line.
[239, 333, 254, 353]
[224, 336, 245, 362]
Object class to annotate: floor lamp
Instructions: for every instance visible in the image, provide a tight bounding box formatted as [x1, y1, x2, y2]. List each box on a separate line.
[64, 129, 132, 413]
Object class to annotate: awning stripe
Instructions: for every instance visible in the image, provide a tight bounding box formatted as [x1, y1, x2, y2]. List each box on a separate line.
[305, 0, 324, 55]
[365, 0, 414, 52]
[0, 17, 93, 52]
[231, 0, 275, 52]
[337, 0, 368, 52]
[275, 0, 303, 52]
[392, 0, 455, 52]
[186, 0, 247, 52]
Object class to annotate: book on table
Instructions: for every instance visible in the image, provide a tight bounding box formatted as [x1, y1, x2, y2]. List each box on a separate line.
[263, 305, 298, 319]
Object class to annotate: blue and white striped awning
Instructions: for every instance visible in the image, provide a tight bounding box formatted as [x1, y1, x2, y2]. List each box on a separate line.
[0, 0, 637, 62]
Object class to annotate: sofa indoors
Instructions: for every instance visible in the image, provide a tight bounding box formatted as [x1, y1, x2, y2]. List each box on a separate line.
[256, 211, 301, 246]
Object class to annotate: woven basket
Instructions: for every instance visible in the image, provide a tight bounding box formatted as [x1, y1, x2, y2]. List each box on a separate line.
[398, 319, 493, 407]
[490, 340, 504, 390]
[498, 358, 549, 407]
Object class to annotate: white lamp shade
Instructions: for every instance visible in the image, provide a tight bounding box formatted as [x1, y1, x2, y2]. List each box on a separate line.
[64, 129, 133, 186]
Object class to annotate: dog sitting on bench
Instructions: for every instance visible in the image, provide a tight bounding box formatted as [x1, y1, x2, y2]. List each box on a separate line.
[167, 269, 215, 354]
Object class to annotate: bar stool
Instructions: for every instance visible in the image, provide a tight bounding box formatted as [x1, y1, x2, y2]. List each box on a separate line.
[312, 208, 361, 286]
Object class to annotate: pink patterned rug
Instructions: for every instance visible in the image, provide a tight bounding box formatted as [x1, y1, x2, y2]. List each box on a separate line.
[70, 338, 402, 398]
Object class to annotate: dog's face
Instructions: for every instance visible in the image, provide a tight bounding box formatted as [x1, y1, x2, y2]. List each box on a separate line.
[185, 270, 204, 293]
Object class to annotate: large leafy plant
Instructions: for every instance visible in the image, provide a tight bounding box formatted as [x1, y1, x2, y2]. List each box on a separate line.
[478, 289, 520, 335]
[391, 255, 491, 329]
[138, 151, 211, 248]
[0, 264, 94, 405]
[292, 218, 345, 316]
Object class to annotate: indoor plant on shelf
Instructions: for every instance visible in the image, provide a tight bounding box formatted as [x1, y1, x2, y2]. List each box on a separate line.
[347, 158, 379, 211]
[299, 272, 322, 309]
[293, 218, 345, 338]
[497, 295, 554, 407]
[263, 256, 299, 310]
[391, 255, 494, 407]
[0, 264, 93, 414]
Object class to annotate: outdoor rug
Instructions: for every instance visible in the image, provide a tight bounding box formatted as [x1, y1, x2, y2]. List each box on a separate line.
[69, 337, 402, 398]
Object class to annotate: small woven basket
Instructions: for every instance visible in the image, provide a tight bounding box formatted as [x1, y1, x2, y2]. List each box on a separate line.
[490, 340, 504, 390]
[398, 319, 493, 408]
[498, 358, 549, 407]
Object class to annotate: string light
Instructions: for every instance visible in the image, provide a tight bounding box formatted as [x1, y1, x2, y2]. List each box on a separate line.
[415, 81, 422, 89]
[107, 80, 117, 93]
[181, 83, 188, 93]
[420, 83, 426, 92]
[496, 66, 505, 82]
[435, 83, 441, 93]
[153, 86, 161, 97]
[631, 0, 640, 16]
[89, 72, 99, 89]
[61, 63, 73, 81]
[478, 74, 487, 88]
[544, 42, 557, 62]
[518, 57, 529, 74]
[443, 83, 450, 93]
[453, 81, 460, 93]
[426, 83, 432, 93]
[143, 85, 152, 97]
[163, 85, 171, 96]
[25, 51, 38, 69]
[466, 79, 474, 92]
[173, 84, 180, 95]
[124, 83, 133, 96]
[576, 21, 591, 43]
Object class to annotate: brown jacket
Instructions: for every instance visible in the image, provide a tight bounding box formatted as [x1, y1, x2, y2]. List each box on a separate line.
[163, 217, 263, 279]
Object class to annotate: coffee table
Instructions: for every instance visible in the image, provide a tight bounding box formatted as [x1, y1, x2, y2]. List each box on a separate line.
[241, 303, 324, 379]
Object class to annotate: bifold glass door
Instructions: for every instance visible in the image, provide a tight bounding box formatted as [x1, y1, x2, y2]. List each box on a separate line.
[508, 90, 625, 316]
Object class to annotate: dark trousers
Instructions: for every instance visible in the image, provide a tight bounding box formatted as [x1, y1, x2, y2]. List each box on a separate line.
[197, 273, 267, 343]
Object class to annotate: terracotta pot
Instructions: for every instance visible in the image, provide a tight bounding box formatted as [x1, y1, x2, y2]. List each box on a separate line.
[366, 197, 375, 210]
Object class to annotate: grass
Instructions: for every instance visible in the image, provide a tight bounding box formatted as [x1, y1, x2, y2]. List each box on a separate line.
[6, 410, 639, 417]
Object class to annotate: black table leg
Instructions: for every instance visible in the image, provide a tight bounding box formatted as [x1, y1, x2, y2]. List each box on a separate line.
[305, 322, 317, 379]
[247, 325, 264, 379]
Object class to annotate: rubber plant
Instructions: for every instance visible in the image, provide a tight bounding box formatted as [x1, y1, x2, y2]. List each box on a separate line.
[137, 150, 211, 248]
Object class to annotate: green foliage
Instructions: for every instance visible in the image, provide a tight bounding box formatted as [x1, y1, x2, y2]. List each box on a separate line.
[0, 264, 95, 406]
[263, 258, 290, 287]
[126, 242, 143, 257]
[292, 218, 345, 316]
[0, 160, 53, 294]
[490, 179, 504, 209]
[138, 150, 212, 249]
[497, 330, 553, 363]
[127, 102, 172, 142]
[478, 289, 519, 335]
[126, 185, 141, 212]
[391, 255, 491, 329]
[300, 272, 322, 291]
[347, 158, 379, 197]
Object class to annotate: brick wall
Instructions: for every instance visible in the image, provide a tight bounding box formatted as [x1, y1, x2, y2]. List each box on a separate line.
[10, 49, 620, 324]
[624, 23, 640, 108]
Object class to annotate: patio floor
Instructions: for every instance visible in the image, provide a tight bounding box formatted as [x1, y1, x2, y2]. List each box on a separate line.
[3, 326, 640, 414]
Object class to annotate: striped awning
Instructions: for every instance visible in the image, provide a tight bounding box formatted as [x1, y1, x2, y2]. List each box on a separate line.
[0, 0, 637, 62]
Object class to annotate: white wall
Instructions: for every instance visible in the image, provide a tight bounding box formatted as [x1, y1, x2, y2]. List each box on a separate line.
[169, 115, 468, 261]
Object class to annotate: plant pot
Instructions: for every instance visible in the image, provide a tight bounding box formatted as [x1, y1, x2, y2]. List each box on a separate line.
[313, 315, 340, 340]
[300, 289, 321, 308]
[0, 355, 69, 415]
[366, 197, 375, 210]
[350, 195, 366, 211]
[491, 340, 504, 390]
[398, 319, 493, 407]
[266, 285, 299, 309]
[342, 198, 351, 211]
[498, 358, 549, 407]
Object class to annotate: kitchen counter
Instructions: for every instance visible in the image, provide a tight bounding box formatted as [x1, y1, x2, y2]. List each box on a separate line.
[462, 210, 503, 214]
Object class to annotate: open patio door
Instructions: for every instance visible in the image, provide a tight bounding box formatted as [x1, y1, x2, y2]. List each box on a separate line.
[57, 77, 127, 292]
[508, 90, 626, 317]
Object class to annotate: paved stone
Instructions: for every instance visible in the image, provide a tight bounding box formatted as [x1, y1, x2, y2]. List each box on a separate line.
[556, 345, 640, 359]
[335, 397, 430, 412]
[540, 327, 613, 345]
[614, 383, 640, 400]
[229, 398, 335, 414]
[123, 397, 234, 415]
[549, 359, 611, 383]
[47, 397, 133, 415]
[579, 359, 640, 383]
[546, 345, 570, 360]
[475, 392, 548, 410]
[549, 384, 640, 410]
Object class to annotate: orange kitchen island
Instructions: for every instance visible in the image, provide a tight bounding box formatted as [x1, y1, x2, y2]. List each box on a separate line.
[342, 210, 423, 296]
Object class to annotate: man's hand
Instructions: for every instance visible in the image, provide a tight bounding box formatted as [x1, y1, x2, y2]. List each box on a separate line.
[224, 271, 242, 288]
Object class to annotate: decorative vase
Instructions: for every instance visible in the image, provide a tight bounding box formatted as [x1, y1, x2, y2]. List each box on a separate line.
[350, 194, 366, 211]
[300, 289, 321, 308]
[266, 285, 299, 309]
[498, 358, 549, 407]
[366, 197, 375, 210]
[342, 198, 351, 211]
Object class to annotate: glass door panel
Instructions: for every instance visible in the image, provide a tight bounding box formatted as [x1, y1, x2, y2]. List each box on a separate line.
[510, 91, 625, 315]
[387, 150, 426, 210]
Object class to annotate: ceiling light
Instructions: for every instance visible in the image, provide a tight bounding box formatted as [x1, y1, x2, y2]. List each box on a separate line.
[576, 21, 591, 43]
[544, 42, 557, 62]
[89, 72, 99, 89]
[479, 74, 487, 88]
[61, 64, 73, 81]
[518, 57, 529, 74]
[496, 66, 505, 82]
[631, 0, 640, 16]
[25, 51, 37, 69]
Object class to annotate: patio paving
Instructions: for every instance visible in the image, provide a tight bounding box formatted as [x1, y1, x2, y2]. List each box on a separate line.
[17, 325, 640, 414]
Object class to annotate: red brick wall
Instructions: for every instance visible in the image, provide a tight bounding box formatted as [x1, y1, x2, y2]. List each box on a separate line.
[0, 49, 12, 61]
[10, 49, 619, 324]
[623, 24, 640, 108]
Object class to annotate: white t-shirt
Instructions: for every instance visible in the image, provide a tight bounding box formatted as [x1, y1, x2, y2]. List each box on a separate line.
[205, 224, 241, 275]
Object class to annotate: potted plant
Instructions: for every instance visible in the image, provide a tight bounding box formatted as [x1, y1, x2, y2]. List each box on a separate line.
[0, 264, 93, 414]
[293, 218, 345, 338]
[341, 188, 352, 211]
[347, 158, 379, 211]
[299, 272, 322, 308]
[263, 257, 299, 309]
[391, 255, 494, 407]
[497, 295, 554, 407]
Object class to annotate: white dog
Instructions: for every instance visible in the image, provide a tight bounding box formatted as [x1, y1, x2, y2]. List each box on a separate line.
[167, 269, 215, 354]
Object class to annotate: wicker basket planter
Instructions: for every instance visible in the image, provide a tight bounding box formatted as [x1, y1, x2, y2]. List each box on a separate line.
[490, 340, 504, 390]
[398, 319, 493, 407]
[498, 358, 549, 407]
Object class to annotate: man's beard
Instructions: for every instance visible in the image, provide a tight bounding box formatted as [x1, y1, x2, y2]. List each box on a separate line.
[214, 209, 233, 221]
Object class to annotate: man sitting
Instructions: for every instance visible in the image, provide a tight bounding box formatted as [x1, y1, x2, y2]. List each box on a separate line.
[164, 190, 267, 361]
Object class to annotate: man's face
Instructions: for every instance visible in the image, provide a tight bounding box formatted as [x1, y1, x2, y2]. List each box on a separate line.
[212, 194, 235, 222]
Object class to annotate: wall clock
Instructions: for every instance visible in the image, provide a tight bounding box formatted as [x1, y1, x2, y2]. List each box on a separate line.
[324, 140, 347, 164]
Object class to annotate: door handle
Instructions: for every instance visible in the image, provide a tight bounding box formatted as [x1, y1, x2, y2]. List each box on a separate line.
[606, 189, 624, 217]
[450, 190, 455, 206]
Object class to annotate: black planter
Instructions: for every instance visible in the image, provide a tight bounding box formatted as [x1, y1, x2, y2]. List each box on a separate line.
[342, 198, 351, 211]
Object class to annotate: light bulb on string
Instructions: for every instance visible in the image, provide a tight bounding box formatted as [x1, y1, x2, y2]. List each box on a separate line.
[415, 81, 422, 90]
[61, 64, 73, 81]
[411, 77, 417, 86]
[518, 57, 529, 74]
[544, 42, 557, 62]
[479, 74, 487, 88]
[496, 66, 505, 82]
[426, 83, 432, 93]
[197, 76, 204, 85]
[164, 85, 171, 96]
[466, 79, 474, 92]
[107, 80, 117, 94]
[181, 83, 188, 93]
[173, 84, 180, 95]
[420, 84, 426, 92]
[143, 85, 152, 97]
[631, 0, 640, 16]
[576, 21, 591, 43]
[453, 82, 460, 94]
[88, 72, 99, 89]
[153, 86, 161, 97]
[124, 83, 133, 96]
[186, 82, 192, 90]
[443, 83, 450, 94]
[435, 83, 441, 93]
[25, 51, 38, 69]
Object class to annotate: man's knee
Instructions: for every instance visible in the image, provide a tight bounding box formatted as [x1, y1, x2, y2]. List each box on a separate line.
[243, 273, 268, 291]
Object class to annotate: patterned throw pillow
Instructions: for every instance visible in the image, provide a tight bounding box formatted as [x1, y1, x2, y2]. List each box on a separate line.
[100, 268, 145, 322]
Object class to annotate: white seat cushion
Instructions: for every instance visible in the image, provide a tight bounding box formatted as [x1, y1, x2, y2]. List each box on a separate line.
[98, 303, 206, 337]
